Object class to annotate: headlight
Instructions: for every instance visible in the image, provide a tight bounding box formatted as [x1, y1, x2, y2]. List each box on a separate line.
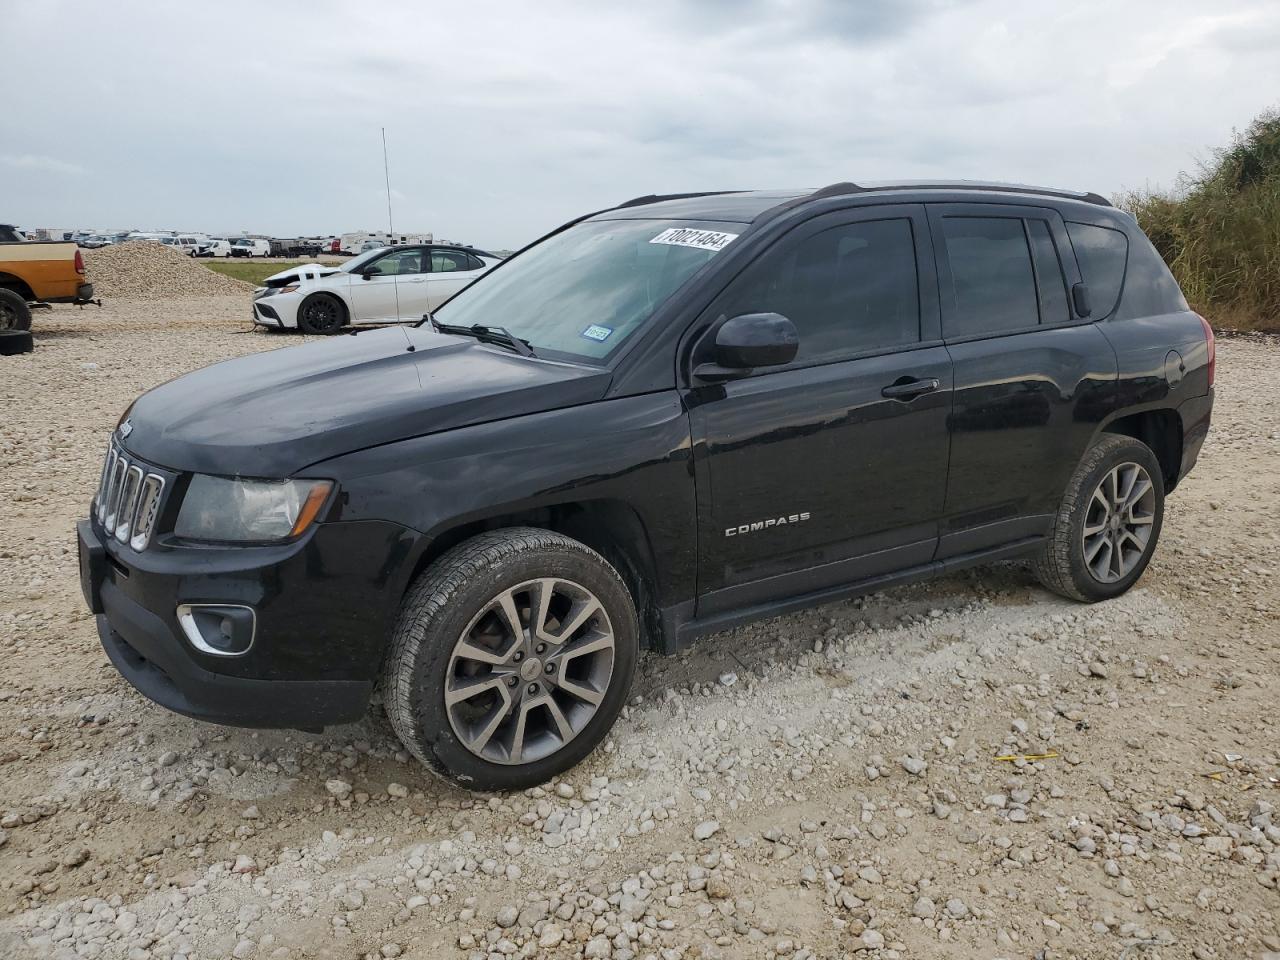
[175, 476, 333, 543]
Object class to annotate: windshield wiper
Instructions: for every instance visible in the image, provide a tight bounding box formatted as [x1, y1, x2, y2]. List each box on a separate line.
[424, 315, 536, 358]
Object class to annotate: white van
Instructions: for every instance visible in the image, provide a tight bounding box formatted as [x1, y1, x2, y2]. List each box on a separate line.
[230, 238, 271, 258]
[195, 239, 232, 258]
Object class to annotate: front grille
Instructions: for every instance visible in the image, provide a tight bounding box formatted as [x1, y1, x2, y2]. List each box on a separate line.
[94, 441, 166, 551]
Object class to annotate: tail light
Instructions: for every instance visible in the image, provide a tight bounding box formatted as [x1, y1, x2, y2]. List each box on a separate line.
[1196, 313, 1215, 388]
[74, 249, 85, 275]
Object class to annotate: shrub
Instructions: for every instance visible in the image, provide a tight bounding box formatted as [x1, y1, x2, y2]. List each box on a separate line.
[1117, 108, 1280, 331]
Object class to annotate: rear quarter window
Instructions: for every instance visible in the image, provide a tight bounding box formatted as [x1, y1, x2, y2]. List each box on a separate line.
[1114, 232, 1190, 319]
[1065, 222, 1128, 318]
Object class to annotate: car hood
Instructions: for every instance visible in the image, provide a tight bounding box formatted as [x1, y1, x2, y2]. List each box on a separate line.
[121, 326, 612, 477]
[261, 262, 342, 287]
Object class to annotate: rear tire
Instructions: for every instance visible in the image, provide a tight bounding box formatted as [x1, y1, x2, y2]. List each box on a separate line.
[382, 527, 638, 791]
[1033, 433, 1165, 602]
[0, 289, 32, 331]
[296, 293, 346, 335]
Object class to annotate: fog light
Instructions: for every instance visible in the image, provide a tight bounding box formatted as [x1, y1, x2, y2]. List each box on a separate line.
[176, 604, 256, 656]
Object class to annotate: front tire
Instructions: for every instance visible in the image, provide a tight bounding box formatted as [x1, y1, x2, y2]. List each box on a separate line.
[0, 289, 32, 331]
[383, 528, 638, 791]
[1033, 433, 1165, 602]
[296, 292, 346, 335]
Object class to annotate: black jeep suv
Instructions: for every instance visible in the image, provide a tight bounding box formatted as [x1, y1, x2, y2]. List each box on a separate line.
[78, 181, 1214, 789]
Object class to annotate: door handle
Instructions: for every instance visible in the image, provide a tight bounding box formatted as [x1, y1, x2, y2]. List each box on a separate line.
[881, 377, 940, 400]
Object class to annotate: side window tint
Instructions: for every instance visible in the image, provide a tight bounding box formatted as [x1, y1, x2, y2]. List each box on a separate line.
[1114, 233, 1188, 319]
[431, 250, 471, 273]
[466, 254, 485, 271]
[940, 217, 1039, 338]
[1066, 222, 1128, 318]
[369, 250, 424, 276]
[1026, 220, 1070, 324]
[724, 218, 920, 365]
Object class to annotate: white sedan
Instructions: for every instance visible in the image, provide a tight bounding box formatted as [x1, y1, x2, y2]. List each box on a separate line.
[252, 245, 501, 334]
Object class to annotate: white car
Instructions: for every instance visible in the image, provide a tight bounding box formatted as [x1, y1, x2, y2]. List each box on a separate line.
[251, 245, 500, 334]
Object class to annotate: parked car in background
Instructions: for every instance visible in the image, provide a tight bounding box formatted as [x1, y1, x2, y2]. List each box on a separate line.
[80, 235, 115, 249]
[194, 239, 232, 258]
[230, 238, 271, 258]
[251, 244, 499, 333]
[80, 181, 1213, 789]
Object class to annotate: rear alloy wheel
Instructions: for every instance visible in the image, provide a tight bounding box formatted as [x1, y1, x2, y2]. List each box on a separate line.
[1080, 462, 1157, 584]
[0, 289, 32, 331]
[1033, 433, 1165, 602]
[297, 292, 346, 335]
[383, 528, 638, 790]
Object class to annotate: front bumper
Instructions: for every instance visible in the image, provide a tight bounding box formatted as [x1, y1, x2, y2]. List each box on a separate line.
[77, 513, 411, 729]
[252, 291, 300, 328]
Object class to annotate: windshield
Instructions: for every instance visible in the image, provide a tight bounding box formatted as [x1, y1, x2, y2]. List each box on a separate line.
[340, 248, 388, 272]
[433, 218, 739, 361]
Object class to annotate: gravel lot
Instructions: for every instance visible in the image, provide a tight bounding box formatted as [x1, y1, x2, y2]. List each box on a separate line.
[1, 299, 1277, 960]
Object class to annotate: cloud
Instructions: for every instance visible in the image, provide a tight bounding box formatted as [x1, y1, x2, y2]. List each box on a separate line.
[0, 0, 1277, 245]
[1, 153, 85, 176]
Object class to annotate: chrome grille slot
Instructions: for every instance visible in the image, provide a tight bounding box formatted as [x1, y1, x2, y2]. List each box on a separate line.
[114, 465, 144, 543]
[94, 441, 168, 552]
[130, 475, 165, 552]
[103, 455, 128, 531]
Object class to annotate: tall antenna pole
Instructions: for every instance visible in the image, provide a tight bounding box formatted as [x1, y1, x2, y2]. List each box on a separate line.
[381, 127, 395, 239]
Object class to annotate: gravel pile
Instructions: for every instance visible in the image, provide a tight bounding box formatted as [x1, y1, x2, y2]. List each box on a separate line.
[1, 305, 1278, 960]
[83, 243, 255, 299]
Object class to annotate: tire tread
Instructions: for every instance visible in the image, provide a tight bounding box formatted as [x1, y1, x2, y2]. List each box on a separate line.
[382, 527, 631, 785]
[1033, 433, 1155, 602]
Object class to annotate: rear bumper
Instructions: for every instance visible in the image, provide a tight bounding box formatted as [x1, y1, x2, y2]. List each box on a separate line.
[1176, 389, 1213, 482]
[43, 282, 95, 304]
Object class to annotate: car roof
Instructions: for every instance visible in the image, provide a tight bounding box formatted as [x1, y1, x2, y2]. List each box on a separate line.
[588, 181, 1113, 225]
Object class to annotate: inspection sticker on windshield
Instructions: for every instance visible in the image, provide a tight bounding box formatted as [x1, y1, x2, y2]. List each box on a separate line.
[649, 227, 739, 252]
[581, 324, 614, 342]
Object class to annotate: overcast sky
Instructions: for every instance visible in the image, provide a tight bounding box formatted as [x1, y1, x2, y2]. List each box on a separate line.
[4, 0, 1279, 248]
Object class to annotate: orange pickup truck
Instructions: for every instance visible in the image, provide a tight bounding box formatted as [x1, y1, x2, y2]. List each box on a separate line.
[0, 224, 95, 330]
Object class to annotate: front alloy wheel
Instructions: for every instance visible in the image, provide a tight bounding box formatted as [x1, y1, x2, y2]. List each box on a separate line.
[446, 578, 615, 765]
[383, 528, 638, 790]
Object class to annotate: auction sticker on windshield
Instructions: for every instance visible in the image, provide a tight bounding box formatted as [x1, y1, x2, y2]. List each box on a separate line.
[649, 228, 739, 252]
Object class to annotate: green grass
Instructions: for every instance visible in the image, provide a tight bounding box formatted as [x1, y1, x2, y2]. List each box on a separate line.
[200, 260, 312, 286]
[1118, 107, 1280, 333]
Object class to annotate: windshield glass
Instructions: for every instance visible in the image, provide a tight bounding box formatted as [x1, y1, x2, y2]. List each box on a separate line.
[433, 218, 740, 361]
[340, 248, 387, 272]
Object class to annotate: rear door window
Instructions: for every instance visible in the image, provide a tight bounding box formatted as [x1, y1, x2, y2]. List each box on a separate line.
[939, 216, 1039, 337]
[1065, 222, 1128, 318]
[1026, 219, 1070, 325]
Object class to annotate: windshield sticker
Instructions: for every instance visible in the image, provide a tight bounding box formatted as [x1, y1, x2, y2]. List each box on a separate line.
[581, 324, 614, 342]
[649, 228, 739, 252]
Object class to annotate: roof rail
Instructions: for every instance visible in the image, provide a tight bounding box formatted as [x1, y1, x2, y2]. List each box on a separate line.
[615, 190, 745, 209]
[755, 180, 1112, 224]
[856, 180, 1113, 207]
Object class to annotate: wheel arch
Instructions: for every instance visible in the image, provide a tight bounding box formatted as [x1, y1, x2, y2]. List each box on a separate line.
[1101, 408, 1184, 491]
[299, 288, 350, 325]
[0, 273, 36, 301]
[401, 499, 666, 651]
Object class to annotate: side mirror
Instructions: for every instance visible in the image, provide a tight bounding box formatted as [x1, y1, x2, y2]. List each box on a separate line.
[360, 268, 376, 280]
[694, 313, 798, 382]
[1072, 282, 1092, 318]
